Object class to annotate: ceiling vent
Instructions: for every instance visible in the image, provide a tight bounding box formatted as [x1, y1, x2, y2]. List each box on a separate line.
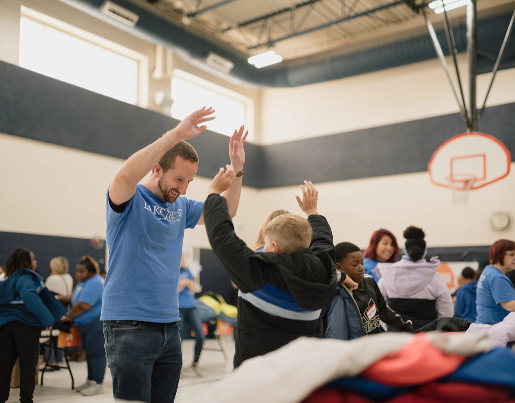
[101, 1, 139, 27]
[205, 52, 234, 74]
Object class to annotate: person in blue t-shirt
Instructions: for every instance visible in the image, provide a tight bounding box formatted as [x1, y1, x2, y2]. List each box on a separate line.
[60, 256, 105, 396]
[103, 107, 248, 403]
[476, 239, 515, 324]
[177, 255, 204, 377]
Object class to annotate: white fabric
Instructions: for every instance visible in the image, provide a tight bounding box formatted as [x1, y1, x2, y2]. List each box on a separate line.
[45, 273, 73, 295]
[466, 312, 515, 348]
[377, 259, 454, 318]
[204, 332, 494, 403]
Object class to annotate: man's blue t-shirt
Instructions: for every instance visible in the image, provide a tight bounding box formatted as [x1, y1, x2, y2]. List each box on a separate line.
[476, 265, 515, 324]
[102, 184, 203, 322]
[178, 268, 197, 309]
[72, 274, 104, 326]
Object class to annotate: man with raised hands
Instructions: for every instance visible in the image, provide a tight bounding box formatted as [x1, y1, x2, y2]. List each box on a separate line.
[102, 107, 248, 403]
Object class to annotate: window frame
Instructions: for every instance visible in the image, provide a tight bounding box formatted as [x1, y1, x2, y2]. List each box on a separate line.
[20, 6, 149, 108]
[172, 69, 255, 142]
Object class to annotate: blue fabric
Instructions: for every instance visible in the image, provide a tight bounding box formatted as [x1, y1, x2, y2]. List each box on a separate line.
[77, 318, 106, 384]
[178, 268, 196, 308]
[196, 300, 217, 322]
[455, 280, 478, 322]
[72, 275, 104, 326]
[476, 265, 515, 324]
[103, 184, 203, 322]
[250, 283, 316, 312]
[0, 268, 66, 328]
[328, 376, 411, 400]
[442, 347, 515, 390]
[322, 283, 366, 340]
[364, 258, 380, 282]
[178, 307, 204, 363]
[104, 320, 182, 402]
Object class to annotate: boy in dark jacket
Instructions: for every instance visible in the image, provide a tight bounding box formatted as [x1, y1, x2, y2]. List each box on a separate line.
[455, 267, 478, 322]
[203, 169, 337, 368]
[325, 242, 413, 337]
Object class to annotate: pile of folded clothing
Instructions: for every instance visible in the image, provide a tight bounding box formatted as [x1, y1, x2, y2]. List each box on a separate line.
[205, 331, 515, 403]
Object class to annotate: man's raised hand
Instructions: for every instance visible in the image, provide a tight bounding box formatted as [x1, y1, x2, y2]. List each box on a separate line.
[229, 125, 248, 172]
[295, 181, 319, 217]
[208, 165, 236, 195]
[173, 107, 215, 140]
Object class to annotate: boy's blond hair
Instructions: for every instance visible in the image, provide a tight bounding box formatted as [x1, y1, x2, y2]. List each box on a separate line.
[265, 214, 312, 252]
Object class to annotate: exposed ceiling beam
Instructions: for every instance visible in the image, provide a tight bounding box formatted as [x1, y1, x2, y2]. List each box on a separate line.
[187, 0, 240, 17]
[221, 0, 321, 33]
[247, 1, 403, 50]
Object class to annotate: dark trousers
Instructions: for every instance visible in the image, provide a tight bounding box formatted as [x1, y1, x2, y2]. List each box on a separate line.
[178, 307, 205, 363]
[0, 321, 41, 403]
[77, 318, 106, 384]
[104, 321, 182, 403]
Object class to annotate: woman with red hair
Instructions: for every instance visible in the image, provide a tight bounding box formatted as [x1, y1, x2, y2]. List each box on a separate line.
[476, 239, 515, 324]
[363, 229, 399, 282]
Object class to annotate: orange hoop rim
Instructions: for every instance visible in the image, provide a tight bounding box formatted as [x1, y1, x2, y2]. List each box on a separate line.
[428, 132, 511, 190]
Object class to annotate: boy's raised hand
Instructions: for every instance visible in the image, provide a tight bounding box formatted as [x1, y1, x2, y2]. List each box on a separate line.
[295, 181, 319, 217]
[208, 165, 236, 195]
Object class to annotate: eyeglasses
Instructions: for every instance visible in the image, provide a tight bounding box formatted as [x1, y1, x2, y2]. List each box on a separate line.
[505, 253, 515, 258]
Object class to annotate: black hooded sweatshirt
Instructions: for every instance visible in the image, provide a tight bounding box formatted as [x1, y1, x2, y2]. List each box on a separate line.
[203, 194, 337, 368]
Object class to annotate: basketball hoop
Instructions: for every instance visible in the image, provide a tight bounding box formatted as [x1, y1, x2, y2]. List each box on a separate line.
[446, 173, 476, 204]
[428, 132, 511, 206]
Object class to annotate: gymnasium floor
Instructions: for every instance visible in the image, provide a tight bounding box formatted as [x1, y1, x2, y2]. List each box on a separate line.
[7, 339, 234, 403]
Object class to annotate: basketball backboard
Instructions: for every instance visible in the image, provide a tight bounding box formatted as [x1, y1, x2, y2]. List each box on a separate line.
[428, 132, 511, 190]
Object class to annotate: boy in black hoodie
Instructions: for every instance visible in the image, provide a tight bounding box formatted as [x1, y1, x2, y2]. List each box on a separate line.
[203, 168, 337, 368]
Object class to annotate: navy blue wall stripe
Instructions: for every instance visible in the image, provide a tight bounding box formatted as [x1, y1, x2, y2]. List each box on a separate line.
[0, 61, 262, 188]
[0, 61, 513, 189]
[0, 231, 106, 280]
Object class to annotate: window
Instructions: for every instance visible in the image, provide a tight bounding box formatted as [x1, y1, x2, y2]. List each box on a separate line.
[19, 9, 147, 106]
[171, 70, 253, 140]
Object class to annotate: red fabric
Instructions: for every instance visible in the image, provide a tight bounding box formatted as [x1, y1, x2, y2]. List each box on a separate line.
[303, 388, 372, 403]
[363, 333, 466, 386]
[415, 382, 511, 401]
[303, 385, 515, 403]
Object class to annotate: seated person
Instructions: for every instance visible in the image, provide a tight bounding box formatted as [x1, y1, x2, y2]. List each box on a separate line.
[455, 267, 478, 322]
[203, 172, 337, 368]
[323, 242, 413, 339]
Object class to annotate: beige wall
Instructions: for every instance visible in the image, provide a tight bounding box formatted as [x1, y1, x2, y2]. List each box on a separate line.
[261, 56, 515, 144]
[1, 0, 514, 252]
[257, 166, 515, 249]
[0, 133, 260, 249]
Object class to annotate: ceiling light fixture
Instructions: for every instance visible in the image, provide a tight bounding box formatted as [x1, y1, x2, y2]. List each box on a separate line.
[248, 51, 283, 68]
[428, 0, 470, 14]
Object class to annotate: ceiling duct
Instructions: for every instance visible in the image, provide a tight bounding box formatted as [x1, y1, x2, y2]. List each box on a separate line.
[101, 1, 139, 27]
[62, 0, 515, 87]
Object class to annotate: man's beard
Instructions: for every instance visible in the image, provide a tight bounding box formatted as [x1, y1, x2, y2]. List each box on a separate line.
[158, 177, 179, 203]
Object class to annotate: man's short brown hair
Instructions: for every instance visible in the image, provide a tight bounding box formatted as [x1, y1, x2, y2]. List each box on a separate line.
[265, 214, 312, 253]
[157, 141, 199, 172]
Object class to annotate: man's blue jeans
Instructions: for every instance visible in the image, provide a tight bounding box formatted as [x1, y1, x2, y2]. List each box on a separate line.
[103, 321, 182, 403]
